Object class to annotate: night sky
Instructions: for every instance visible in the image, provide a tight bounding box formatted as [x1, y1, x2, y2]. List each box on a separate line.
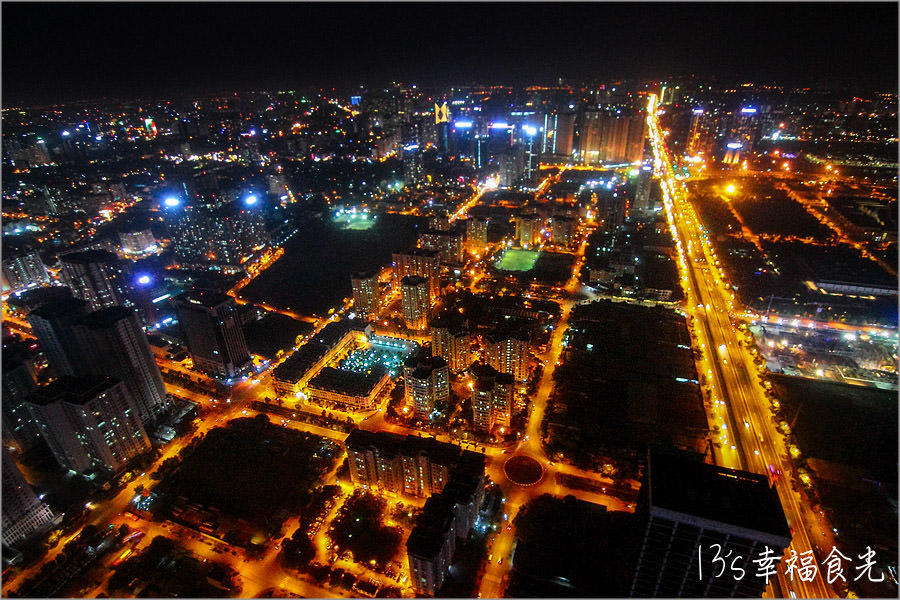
[2, 2, 897, 105]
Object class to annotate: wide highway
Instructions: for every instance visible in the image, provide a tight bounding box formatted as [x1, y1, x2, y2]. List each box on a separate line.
[647, 94, 835, 599]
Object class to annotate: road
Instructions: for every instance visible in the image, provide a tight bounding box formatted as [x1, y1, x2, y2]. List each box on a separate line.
[648, 93, 836, 599]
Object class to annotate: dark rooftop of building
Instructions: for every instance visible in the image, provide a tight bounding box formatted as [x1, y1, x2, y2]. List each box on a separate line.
[406, 494, 456, 560]
[26, 375, 122, 407]
[393, 248, 440, 259]
[307, 365, 387, 397]
[58, 249, 119, 264]
[312, 317, 368, 349]
[400, 274, 429, 286]
[409, 356, 448, 381]
[26, 297, 88, 320]
[648, 449, 791, 539]
[78, 305, 138, 329]
[172, 289, 231, 309]
[6, 285, 73, 311]
[272, 343, 329, 383]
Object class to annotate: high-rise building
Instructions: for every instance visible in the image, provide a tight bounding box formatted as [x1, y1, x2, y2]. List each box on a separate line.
[548, 214, 577, 247]
[25, 376, 150, 476]
[1, 249, 50, 293]
[634, 165, 654, 212]
[541, 110, 575, 158]
[401, 275, 430, 330]
[485, 329, 530, 382]
[343, 432, 484, 598]
[393, 248, 441, 300]
[431, 319, 470, 373]
[74, 306, 169, 426]
[2, 353, 43, 453]
[406, 450, 485, 597]
[172, 290, 252, 379]
[406, 355, 450, 419]
[344, 430, 483, 499]
[469, 362, 514, 432]
[577, 109, 646, 165]
[407, 494, 457, 596]
[26, 298, 90, 378]
[595, 192, 629, 230]
[497, 145, 525, 187]
[350, 271, 380, 318]
[465, 217, 489, 253]
[2, 448, 56, 546]
[630, 449, 791, 598]
[59, 250, 132, 311]
[419, 229, 464, 265]
[516, 213, 543, 247]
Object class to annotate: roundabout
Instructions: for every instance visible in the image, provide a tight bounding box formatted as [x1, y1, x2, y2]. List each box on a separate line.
[503, 454, 544, 486]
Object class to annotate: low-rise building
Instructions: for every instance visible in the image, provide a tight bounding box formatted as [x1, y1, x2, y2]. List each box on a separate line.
[307, 366, 390, 410]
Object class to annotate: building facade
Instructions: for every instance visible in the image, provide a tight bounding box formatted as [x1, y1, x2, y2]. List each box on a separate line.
[26, 297, 90, 378]
[392, 248, 441, 300]
[630, 449, 792, 597]
[484, 330, 530, 383]
[59, 250, 132, 311]
[350, 270, 380, 318]
[1, 249, 50, 293]
[469, 362, 514, 432]
[2, 448, 56, 546]
[406, 355, 450, 419]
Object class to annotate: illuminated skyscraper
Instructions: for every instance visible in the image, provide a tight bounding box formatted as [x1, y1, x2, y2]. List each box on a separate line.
[401, 275, 430, 331]
[577, 109, 646, 165]
[350, 271, 380, 318]
[541, 110, 575, 157]
[25, 376, 150, 476]
[2, 448, 56, 546]
[59, 250, 132, 311]
[172, 290, 252, 379]
[549, 214, 577, 247]
[516, 213, 543, 247]
[419, 229, 464, 265]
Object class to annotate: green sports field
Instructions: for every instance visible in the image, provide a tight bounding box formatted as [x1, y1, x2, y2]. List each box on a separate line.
[496, 249, 540, 271]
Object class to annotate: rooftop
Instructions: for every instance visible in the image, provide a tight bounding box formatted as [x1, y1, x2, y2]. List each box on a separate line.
[172, 289, 230, 309]
[78, 305, 138, 329]
[59, 249, 119, 265]
[307, 365, 387, 397]
[272, 343, 329, 382]
[648, 449, 791, 540]
[406, 494, 456, 559]
[26, 375, 122, 407]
